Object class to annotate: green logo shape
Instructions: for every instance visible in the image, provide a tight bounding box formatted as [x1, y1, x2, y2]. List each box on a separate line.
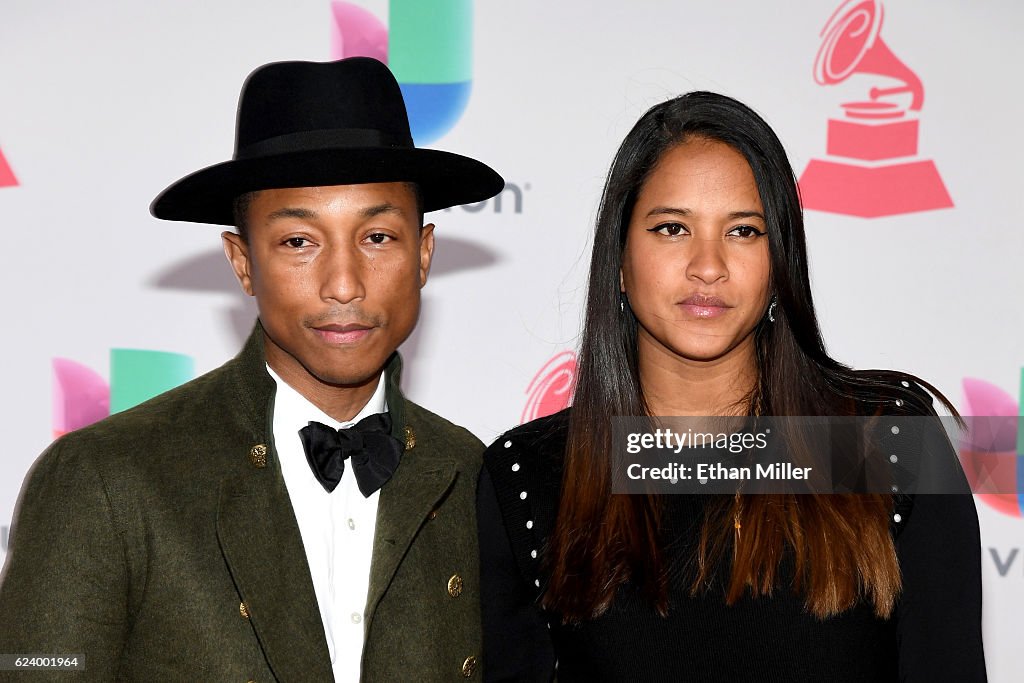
[388, 0, 472, 83]
[110, 349, 194, 414]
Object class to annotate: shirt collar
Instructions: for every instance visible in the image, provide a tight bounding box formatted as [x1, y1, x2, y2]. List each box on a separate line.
[266, 365, 389, 433]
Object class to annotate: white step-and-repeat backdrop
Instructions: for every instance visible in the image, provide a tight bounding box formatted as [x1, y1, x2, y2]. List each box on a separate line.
[2, 1, 1021, 679]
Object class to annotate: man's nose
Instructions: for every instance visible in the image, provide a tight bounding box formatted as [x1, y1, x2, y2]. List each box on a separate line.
[319, 243, 366, 304]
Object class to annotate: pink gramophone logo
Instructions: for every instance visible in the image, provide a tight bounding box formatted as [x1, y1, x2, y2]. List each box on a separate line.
[799, 0, 952, 218]
[0, 146, 17, 187]
[521, 351, 576, 424]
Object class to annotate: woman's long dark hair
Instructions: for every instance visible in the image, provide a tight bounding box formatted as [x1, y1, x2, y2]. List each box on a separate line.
[543, 91, 957, 621]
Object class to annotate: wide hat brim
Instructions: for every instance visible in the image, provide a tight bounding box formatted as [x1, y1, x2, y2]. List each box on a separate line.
[151, 146, 504, 225]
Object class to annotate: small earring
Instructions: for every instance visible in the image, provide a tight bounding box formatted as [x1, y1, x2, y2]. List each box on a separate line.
[620, 291, 628, 313]
[767, 297, 777, 323]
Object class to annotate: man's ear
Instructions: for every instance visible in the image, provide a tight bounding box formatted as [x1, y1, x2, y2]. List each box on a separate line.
[418, 223, 436, 288]
[222, 231, 255, 296]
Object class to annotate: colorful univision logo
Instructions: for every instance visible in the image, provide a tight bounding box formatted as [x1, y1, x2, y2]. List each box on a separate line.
[959, 371, 1024, 518]
[331, 0, 473, 144]
[0, 146, 18, 187]
[53, 350, 194, 438]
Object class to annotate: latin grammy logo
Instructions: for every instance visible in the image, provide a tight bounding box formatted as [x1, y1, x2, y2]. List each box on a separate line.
[798, 0, 952, 218]
[0, 146, 17, 188]
[521, 351, 576, 424]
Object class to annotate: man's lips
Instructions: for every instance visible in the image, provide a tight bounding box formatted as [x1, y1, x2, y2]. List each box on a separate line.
[311, 323, 375, 344]
[677, 294, 731, 319]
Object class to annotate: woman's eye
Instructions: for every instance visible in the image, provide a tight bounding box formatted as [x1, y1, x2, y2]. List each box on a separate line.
[728, 225, 765, 239]
[648, 223, 687, 237]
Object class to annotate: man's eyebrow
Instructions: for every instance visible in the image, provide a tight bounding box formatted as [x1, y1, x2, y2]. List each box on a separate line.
[263, 202, 409, 223]
[360, 202, 406, 219]
[266, 207, 317, 222]
[645, 206, 765, 221]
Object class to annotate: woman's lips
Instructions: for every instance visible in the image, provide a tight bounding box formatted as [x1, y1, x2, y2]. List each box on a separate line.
[678, 294, 730, 319]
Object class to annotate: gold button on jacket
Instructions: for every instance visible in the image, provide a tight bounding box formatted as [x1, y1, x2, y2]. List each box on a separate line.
[248, 444, 268, 468]
[461, 655, 478, 677]
[447, 574, 464, 598]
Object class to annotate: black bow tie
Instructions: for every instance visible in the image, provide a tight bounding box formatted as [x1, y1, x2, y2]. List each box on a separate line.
[298, 413, 403, 497]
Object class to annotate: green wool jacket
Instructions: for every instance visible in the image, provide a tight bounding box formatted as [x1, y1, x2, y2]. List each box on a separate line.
[0, 326, 484, 681]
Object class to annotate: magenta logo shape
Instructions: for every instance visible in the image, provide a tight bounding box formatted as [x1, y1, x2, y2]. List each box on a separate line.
[959, 376, 1024, 518]
[799, 0, 952, 218]
[52, 359, 110, 438]
[0, 147, 18, 187]
[330, 2, 387, 63]
[521, 352, 577, 424]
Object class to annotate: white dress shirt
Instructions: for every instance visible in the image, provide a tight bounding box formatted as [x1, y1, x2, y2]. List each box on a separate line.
[268, 365, 386, 683]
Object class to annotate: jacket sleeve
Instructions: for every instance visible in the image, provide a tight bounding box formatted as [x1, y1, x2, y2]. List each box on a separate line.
[477, 464, 555, 683]
[0, 439, 129, 681]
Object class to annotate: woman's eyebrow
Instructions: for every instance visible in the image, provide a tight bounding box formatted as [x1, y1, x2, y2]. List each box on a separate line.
[644, 206, 765, 221]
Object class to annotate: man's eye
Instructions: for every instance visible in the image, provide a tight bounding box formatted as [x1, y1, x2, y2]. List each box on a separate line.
[284, 237, 310, 248]
[648, 223, 687, 237]
[367, 233, 393, 244]
[728, 225, 765, 239]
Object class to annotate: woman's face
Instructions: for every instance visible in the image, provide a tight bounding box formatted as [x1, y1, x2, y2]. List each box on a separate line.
[621, 137, 771, 368]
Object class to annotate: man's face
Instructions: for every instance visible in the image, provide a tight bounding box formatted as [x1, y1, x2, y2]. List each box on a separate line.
[222, 183, 433, 394]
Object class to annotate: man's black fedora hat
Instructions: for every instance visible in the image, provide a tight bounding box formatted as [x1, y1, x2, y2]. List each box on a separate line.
[151, 57, 504, 225]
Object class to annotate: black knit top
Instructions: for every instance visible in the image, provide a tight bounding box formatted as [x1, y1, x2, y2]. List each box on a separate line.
[478, 410, 986, 682]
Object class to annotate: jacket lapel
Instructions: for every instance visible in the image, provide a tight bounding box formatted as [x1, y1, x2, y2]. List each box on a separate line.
[364, 426, 457, 631]
[215, 324, 333, 681]
[364, 355, 458, 632]
[218, 472, 333, 681]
